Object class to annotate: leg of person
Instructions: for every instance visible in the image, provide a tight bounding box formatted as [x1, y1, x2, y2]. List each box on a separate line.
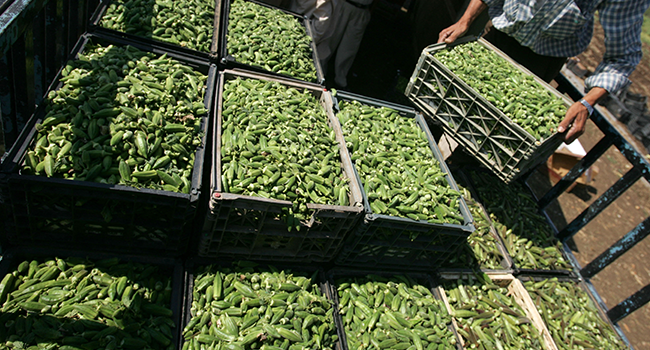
[317, 0, 348, 76]
[332, 3, 371, 87]
[483, 28, 566, 83]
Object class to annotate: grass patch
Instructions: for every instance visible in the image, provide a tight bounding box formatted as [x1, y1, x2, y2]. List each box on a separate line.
[643, 8, 650, 55]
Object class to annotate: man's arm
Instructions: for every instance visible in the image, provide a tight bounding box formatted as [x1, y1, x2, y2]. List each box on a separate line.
[558, 0, 649, 144]
[437, 0, 487, 44]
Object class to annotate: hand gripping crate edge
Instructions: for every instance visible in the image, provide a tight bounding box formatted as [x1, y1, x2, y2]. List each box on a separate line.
[332, 91, 475, 271]
[199, 69, 364, 263]
[405, 37, 572, 184]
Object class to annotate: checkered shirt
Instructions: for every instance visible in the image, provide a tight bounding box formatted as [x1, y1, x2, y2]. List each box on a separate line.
[482, 0, 650, 94]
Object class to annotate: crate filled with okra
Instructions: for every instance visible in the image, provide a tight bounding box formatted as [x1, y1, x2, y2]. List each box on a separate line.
[328, 269, 462, 350]
[0, 34, 216, 257]
[90, 0, 219, 60]
[0, 246, 183, 350]
[405, 37, 572, 183]
[219, 0, 324, 84]
[199, 69, 364, 262]
[332, 91, 475, 270]
[520, 276, 630, 350]
[438, 272, 555, 350]
[464, 169, 577, 276]
[181, 259, 341, 350]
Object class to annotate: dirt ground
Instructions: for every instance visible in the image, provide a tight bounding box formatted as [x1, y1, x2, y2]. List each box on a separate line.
[525, 20, 650, 350]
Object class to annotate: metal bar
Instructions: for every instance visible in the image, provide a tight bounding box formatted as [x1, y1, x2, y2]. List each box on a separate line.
[43, 0, 57, 85]
[31, 5, 45, 105]
[0, 0, 49, 56]
[0, 53, 14, 147]
[556, 166, 644, 241]
[581, 217, 650, 278]
[608, 284, 650, 324]
[538, 136, 614, 209]
[10, 33, 28, 136]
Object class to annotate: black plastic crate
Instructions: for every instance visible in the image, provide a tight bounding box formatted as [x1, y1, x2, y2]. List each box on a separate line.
[332, 92, 475, 270]
[327, 268, 462, 350]
[0, 33, 217, 257]
[219, 0, 324, 84]
[198, 69, 364, 262]
[406, 37, 571, 184]
[89, 0, 219, 61]
[180, 258, 342, 350]
[0, 246, 184, 350]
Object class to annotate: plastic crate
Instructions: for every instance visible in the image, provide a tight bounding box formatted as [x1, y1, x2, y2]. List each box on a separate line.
[327, 268, 463, 350]
[332, 92, 475, 270]
[219, 0, 324, 84]
[198, 69, 364, 262]
[405, 37, 571, 184]
[89, 0, 219, 61]
[0, 246, 184, 350]
[181, 258, 342, 350]
[0, 33, 217, 257]
[437, 272, 556, 350]
[519, 275, 631, 350]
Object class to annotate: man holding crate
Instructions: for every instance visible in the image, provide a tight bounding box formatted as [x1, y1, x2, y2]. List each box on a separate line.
[437, 0, 650, 144]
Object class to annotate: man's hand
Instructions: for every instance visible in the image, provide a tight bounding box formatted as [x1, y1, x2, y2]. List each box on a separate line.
[557, 101, 590, 144]
[557, 87, 608, 144]
[438, 22, 470, 44]
[437, 0, 487, 44]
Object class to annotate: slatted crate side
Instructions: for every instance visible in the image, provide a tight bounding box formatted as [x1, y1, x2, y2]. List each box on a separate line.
[0, 33, 217, 257]
[437, 272, 556, 350]
[198, 69, 363, 261]
[406, 37, 570, 183]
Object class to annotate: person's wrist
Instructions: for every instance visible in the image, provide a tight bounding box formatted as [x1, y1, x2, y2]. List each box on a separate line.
[579, 99, 594, 116]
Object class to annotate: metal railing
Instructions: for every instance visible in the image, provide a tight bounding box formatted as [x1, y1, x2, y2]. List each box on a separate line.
[528, 73, 650, 333]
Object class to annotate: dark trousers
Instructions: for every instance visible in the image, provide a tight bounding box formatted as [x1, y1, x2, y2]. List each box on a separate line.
[482, 28, 567, 83]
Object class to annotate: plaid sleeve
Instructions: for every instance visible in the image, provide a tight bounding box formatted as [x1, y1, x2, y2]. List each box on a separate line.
[584, 0, 650, 94]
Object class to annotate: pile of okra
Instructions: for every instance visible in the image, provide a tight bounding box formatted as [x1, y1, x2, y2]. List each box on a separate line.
[21, 42, 207, 194]
[0, 256, 176, 350]
[182, 263, 338, 350]
[469, 171, 570, 271]
[336, 99, 463, 226]
[444, 273, 546, 349]
[335, 274, 458, 350]
[443, 186, 507, 270]
[220, 76, 350, 230]
[227, 0, 318, 82]
[524, 278, 628, 349]
[101, 0, 216, 52]
[434, 41, 567, 140]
